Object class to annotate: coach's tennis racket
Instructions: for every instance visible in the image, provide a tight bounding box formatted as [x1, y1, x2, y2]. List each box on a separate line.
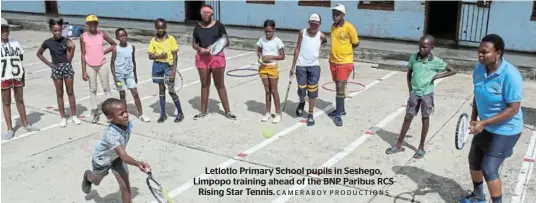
[208, 34, 228, 56]
[146, 171, 173, 203]
[175, 71, 184, 93]
[455, 113, 471, 150]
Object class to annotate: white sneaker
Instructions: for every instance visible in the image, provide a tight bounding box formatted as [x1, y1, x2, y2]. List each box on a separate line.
[261, 113, 271, 122]
[139, 115, 151, 122]
[272, 114, 281, 123]
[72, 116, 81, 125]
[59, 118, 67, 127]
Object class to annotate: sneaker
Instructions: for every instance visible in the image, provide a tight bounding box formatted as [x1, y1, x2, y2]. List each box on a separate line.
[72, 116, 81, 125]
[81, 170, 92, 194]
[91, 109, 99, 123]
[261, 113, 271, 122]
[2, 130, 14, 140]
[24, 125, 40, 132]
[306, 114, 315, 126]
[59, 118, 67, 127]
[334, 116, 343, 127]
[174, 113, 184, 123]
[295, 102, 305, 117]
[225, 112, 237, 120]
[272, 114, 281, 123]
[139, 115, 151, 122]
[328, 110, 346, 117]
[459, 192, 486, 203]
[157, 115, 167, 123]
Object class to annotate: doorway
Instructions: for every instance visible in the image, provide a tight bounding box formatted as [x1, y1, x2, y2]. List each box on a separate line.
[426, 1, 459, 41]
[44, 0, 58, 16]
[185, 1, 204, 21]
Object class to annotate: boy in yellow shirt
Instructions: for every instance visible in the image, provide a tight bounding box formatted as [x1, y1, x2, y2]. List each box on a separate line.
[148, 18, 184, 123]
[328, 4, 359, 126]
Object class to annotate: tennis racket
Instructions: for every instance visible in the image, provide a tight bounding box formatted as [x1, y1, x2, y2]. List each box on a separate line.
[455, 113, 471, 150]
[208, 34, 228, 56]
[281, 74, 293, 114]
[146, 171, 173, 203]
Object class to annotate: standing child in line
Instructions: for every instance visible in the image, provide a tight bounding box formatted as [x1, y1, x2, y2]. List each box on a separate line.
[80, 14, 117, 123]
[36, 18, 81, 127]
[111, 28, 150, 123]
[148, 18, 184, 123]
[81, 98, 151, 203]
[290, 13, 327, 126]
[1, 18, 39, 140]
[256, 19, 285, 123]
[385, 35, 456, 159]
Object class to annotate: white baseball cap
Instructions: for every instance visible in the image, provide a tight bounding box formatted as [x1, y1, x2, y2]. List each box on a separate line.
[309, 13, 321, 22]
[332, 3, 346, 14]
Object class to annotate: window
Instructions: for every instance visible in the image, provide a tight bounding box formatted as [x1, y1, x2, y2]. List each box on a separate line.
[245, 0, 275, 4]
[532, 1, 536, 21]
[298, 0, 331, 7]
[358, 1, 394, 11]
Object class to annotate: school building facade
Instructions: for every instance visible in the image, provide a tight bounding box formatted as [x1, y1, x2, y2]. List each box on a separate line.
[2, 0, 535, 52]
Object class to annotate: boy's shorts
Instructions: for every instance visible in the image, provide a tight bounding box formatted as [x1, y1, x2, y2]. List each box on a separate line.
[51, 63, 75, 80]
[152, 61, 174, 86]
[405, 92, 434, 118]
[92, 158, 128, 178]
[329, 62, 353, 81]
[296, 65, 321, 99]
[259, 64, 279, 79]
[115, 72, 137, 91]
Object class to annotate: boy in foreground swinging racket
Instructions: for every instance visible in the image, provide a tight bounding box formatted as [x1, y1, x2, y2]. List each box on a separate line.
[81, 98, 151, 203]
[385, 35, 456, 159]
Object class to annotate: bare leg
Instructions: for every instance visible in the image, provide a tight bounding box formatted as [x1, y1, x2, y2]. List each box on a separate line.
[2, 89, 13, 131]
[211, 68, 231, 113]
[114, 172, 132, 203]
[64, 78, 77, 117]
[197, 69, 211, 114]
[53, 79, 66, 118]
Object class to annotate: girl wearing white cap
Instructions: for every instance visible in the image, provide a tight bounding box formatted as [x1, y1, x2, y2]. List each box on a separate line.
[289, 13, 327, 126]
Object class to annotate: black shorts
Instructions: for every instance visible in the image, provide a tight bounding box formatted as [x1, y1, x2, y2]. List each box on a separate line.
[92, 158, 128, 178]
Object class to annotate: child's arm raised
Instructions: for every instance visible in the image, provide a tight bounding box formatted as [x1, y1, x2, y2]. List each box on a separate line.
[114, 145, 151, 172]
[102, 31, 117, 55]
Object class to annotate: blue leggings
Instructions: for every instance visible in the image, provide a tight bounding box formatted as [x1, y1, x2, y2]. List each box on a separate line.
[468, 130, 520, 181]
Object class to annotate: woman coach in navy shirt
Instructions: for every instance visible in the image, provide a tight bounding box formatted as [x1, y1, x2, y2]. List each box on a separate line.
[460, 34, 524, 203]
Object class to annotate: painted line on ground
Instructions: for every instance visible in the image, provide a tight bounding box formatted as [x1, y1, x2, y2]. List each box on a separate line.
[511, 128, 536, 203]
[271, 78, 445, 202]
[153, 71, 398, 203]
[1, 51, 255, 122]
[1, 60, 256, 144]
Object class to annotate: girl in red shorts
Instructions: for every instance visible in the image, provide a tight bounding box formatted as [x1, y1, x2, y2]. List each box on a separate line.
[191, 5, 236, 120]
[1, 18, 39, 140]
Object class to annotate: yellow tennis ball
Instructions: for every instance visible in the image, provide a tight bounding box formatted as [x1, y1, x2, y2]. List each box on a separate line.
[258, 57, 263, 64]
[116, 81, 122, 87]
[262, 128, 273, 138]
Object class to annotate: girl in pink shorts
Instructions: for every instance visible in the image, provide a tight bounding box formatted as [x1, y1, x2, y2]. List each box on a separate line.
[191, 5, 236, 120]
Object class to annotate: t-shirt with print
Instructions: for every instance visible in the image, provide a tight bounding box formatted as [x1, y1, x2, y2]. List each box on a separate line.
[1, 37, 25, 81]
[92, 122, 132, 166]
[147, 34, 179, 66]
[256, 36, 284, 65]
[41, 37, 70, 64]
[193, 21, 227, 49]
[408, 53, 447, 96]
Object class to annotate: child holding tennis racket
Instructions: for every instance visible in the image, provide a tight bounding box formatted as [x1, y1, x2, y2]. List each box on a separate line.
[111, 28, 150, 123]
[256, 19, 285, 123]
[82, 98, 151, 201]
[385, 35, 456, 159]
[148, 18, 184, 123]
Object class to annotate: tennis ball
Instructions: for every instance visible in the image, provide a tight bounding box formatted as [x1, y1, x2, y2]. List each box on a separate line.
[258, 57, 264, 64]
[262, 127, 273, 138]
[116, 81, 122, 87]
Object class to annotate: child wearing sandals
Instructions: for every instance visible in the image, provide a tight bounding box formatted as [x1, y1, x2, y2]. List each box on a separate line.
[385, 35, 456, 159]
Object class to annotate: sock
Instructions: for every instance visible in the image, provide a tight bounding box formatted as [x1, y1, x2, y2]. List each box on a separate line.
[473, 181, 485, 198]
[159, 95, 166, 117]
[491, 195, 502, 203]
[174, 99, 183, 114]
[336, 96, 345, 115]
